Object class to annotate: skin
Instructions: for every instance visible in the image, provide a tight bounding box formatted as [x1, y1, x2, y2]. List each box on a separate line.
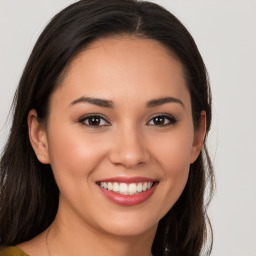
[22, 37, 206, 256]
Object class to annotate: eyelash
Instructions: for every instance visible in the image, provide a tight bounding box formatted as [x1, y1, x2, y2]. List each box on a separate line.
[79, 114, 177, 128]
[147, 114, 177, 126]
[79, 114, 110, 127]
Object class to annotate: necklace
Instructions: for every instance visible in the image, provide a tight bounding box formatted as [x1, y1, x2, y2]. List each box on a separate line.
[45, 228, 153, 256]
[46, 228, 52, 256]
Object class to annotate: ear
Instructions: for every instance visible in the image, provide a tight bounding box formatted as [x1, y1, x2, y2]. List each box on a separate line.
[190, 111, 207, 163]
[28, 109, 50, 164]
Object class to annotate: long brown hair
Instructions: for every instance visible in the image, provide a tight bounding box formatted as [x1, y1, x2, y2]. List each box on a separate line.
[0, 1, 215, 255]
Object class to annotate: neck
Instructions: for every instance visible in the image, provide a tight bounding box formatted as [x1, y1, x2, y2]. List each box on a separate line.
[47, 205, 156, 256]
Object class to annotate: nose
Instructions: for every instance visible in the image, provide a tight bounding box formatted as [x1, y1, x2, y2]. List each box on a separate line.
[108, 125, 150, 168]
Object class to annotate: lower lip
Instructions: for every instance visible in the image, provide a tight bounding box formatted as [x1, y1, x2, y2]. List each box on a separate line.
[98, 183, 158, 206]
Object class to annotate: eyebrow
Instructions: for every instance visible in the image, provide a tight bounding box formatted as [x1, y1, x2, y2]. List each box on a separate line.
[70, 97, 114, 108]
[146, 97, 184, 108]
[70, 96, 184, 108]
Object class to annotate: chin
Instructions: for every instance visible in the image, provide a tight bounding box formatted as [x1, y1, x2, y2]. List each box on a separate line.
[93, 211, 159, 238]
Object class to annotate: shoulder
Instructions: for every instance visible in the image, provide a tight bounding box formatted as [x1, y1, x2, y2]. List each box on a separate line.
[0, 247, 29, 256]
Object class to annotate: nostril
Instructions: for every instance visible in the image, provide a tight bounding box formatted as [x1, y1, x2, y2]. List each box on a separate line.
[108, 148, 150, 168]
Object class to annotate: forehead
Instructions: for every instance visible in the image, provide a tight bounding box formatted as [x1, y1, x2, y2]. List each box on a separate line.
[52, 36, 190, 109]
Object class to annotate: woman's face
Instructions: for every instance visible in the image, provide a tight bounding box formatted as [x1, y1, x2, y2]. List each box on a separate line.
[30, 37, 205, 237]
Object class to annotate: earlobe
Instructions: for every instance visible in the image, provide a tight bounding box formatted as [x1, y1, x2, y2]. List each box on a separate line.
[190, 111, 207, 163]
[27, 109, 50, 164]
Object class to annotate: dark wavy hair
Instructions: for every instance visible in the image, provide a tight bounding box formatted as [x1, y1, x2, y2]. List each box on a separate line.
[0, 0, 215, 255]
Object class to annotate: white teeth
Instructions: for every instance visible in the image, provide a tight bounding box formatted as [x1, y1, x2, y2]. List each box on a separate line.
[137, 183, 142, 192]
[142, 182, 147, 191]
[113, 182, 119, 192]
[120, 183, 128, 195]
[103, 182, 107, 189]
[107, 182, 113, 191]
[99, 181, 154, 195]
[128, 183, 137, 195]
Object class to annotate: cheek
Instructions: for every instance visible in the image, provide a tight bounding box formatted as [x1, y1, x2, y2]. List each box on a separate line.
[46, 124, 107, 181]
[150, 126, 194, 214]
[159, 140, 191, 196]
[155, 127, 194, 176]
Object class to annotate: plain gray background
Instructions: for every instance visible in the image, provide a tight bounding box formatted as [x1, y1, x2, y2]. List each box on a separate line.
[0, 1, 256, 255]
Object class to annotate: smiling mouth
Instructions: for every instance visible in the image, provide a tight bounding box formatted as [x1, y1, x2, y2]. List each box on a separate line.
[96, 177, 159, 206]
[96, 181, 156, 195]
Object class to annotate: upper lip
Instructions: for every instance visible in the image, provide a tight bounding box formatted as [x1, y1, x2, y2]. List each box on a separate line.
[96, 176, 157, 184]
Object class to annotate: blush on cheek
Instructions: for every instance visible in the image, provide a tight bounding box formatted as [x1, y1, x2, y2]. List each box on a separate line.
[159, 143, 192, 172]
[48, 128, 106, 178]
[166, 162, 190, 190]
[159, 143, 191, 200]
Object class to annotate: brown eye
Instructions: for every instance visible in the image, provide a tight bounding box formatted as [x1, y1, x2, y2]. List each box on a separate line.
[80, 115, 110, 127]
[147, 115, 177, 126]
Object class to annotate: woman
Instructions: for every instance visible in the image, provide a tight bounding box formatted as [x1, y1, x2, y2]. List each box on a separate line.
[0, 0, 214, 255]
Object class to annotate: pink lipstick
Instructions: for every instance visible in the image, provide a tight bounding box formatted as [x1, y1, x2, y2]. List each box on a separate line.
[96, 176, 158, 206]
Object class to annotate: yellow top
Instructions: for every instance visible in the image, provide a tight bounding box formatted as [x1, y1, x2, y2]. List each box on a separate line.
[0, 247, 29, 256]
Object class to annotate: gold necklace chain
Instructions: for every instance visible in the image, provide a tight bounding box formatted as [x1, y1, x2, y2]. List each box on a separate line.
[46, 228, 52, 256]
[45, 227, 153, 256]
